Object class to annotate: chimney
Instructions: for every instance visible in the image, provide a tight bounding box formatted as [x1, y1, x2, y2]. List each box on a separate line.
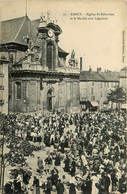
[89, 66, 92, 73]
[97, 67, 101, 73]
[80, 57, 82, 71]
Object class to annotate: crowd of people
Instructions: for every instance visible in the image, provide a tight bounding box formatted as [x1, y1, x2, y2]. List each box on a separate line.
[3, 110, 126, 194]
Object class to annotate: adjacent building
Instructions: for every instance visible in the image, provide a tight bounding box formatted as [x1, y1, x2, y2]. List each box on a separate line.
[0, 15, 80, 114]
[119, 66, 127, 110]
[119, 66, 127, 91]
[0, 57, 9, 114]
[80, 67, 119, 111]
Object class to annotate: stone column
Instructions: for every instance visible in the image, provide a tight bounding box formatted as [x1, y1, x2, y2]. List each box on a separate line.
[54, 36, 59, 69]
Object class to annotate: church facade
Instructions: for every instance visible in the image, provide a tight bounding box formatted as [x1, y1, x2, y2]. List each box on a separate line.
[0, 15, 80, 114]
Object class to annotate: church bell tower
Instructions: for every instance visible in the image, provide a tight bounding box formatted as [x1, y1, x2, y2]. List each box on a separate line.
[37, 13, 62, 71]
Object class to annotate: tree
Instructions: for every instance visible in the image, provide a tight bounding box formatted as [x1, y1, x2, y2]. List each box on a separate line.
[106, 86, 126, 111]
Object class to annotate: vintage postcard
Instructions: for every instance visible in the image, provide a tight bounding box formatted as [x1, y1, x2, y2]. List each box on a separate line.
[0, 0, 126, 193]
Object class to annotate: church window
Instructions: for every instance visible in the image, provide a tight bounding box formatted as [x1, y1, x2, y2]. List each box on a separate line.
[23, 82, 27, 99]
[47, 42, 55, 70]
[15, 82, 21, 99]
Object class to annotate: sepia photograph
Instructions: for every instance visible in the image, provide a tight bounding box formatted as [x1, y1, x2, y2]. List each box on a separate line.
[0, 0, 126, 193]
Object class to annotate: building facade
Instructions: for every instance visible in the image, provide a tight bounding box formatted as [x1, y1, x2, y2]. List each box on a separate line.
[0, 58, 9, 114]
[1, 15, 80, 114]
[119, 66, 127, 91]
[119, 66, 127, 109]
[80, 67, 119, 111]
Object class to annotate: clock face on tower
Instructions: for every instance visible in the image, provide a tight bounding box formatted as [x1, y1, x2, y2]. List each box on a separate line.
[48, 29, 54, 37]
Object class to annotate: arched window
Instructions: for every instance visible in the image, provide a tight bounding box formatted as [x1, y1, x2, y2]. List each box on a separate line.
[47, 42, 55, 70]
[15, 82, 21, 99]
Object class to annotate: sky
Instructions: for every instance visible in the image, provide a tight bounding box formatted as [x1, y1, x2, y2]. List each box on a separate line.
[0, 0, 126, 71]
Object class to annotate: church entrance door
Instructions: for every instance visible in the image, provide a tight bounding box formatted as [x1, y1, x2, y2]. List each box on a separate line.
[47, 89, 53, 111]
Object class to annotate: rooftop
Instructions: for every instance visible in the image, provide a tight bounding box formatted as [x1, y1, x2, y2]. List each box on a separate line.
[1, 16, 37, 45]
[80, 69, 119, 82]
[0, 15, 68, 56]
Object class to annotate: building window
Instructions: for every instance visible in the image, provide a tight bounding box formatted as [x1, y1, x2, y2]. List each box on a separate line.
[92, 82, 94, 86]
[40, 79, 44, 90]
[104, 82, 106, 87]
[115, 82, 118, 86]
[0, 67, 3, 74]
[0, 91, 3, 100]
[101, 82, 103, 88]
[15, 82, 21, 99]
[0, 77, 3, 86]
[91, 88, 94, 94]
[92, 96, 95, 101]
[107, 82, 109, 88]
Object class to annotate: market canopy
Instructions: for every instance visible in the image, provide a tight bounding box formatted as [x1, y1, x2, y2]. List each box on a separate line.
[121, 103, 127, 109]
[90, 101, 99, 107]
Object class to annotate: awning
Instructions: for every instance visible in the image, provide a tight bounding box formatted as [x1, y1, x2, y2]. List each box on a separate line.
[80, 101, 87, 105]
[90, 101, 99, 107]
[121, 104, 127, 109]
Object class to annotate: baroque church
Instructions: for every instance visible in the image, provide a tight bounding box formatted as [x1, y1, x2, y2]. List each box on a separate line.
[0, 14, 80, 114]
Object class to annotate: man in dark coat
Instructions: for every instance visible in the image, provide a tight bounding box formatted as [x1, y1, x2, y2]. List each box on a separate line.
[55, 153, 61, 166]
[13, 179, 22, 194]
[60, 140, 65, 153]
[46, 177, 52, 194]
[4, 182, 13, 194]
[64, 155, 70, 172]
[81, 176, 92, 194]
[69, 183, 76, 194]
[56, 179, 64, 194]
[51, 168, 59, 186]
[70, 161, 76, 176]
[98, 172, 110, 194]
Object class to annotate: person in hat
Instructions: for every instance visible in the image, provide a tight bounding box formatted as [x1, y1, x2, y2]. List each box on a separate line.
[70, 160, 76, 176]
[56, 179, 64, 194]
[69, 182, 76, 194]
[81, 174, 92, 194]
[50, 168, 59, 186]
[64, 155, 70, 173]
[55, 153, 61, 166]
[13, 178, 22, 194]
[98, 172, 110, 194]
[45, 154, 52, 173]
[45, 177, 52, 194]
[37, 157, 44, 174]
[4, 182, 13, 194]
[60, 140, 65, 153]
[32, 176, 40, 194]
[62, 175, 68, 194]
